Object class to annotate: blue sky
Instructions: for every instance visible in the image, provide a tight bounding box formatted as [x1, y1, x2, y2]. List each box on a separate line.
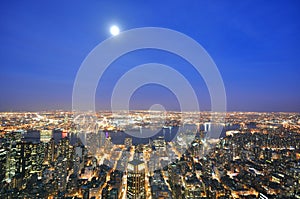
[0, 1, 299, 112]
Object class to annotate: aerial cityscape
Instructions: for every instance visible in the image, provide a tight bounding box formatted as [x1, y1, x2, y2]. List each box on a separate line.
[0, 111, 299, 198]
[1, 1, 300, 199]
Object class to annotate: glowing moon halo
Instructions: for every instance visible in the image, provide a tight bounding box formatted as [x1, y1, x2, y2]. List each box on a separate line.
[110, 25, 120, 36]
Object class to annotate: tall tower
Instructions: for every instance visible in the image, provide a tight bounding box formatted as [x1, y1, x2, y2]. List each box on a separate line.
[127, 159, 145, 199]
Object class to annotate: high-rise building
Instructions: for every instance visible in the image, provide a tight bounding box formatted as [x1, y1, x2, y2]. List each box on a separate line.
[56, 156, 68, 192]
[127, 159, 145, 199]
[5, 142, 19, 182]
[22, 130, 40, 143]
[52, 129, 63, 144]
[16, 142, 44, 179]
[40, 130, 52, 143]
[0, 147, 7, 183]
[99, 131, 107, 147]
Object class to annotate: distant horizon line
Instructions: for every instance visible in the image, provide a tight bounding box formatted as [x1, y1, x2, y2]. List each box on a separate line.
[0, 109, 299, 114]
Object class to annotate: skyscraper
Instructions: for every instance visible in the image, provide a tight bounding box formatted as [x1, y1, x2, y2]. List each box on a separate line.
[127, 159, 145, 199]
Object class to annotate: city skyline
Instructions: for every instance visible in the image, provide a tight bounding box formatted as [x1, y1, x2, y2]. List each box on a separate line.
[1, 1, 300, 112]
[0, 110, 299, 198]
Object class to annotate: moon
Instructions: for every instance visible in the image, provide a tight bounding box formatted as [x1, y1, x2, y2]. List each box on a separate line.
[110, 25, 120, 36]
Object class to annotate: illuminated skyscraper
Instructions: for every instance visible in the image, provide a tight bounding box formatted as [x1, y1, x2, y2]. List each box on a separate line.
[127, 159, 145, 199]
[16, 142, 44, 179]
[40, 130, 52, 143]
[0, 147, 7, 183]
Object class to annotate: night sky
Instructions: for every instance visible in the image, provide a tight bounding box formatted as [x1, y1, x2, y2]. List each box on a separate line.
[0, 1, 299, 112]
